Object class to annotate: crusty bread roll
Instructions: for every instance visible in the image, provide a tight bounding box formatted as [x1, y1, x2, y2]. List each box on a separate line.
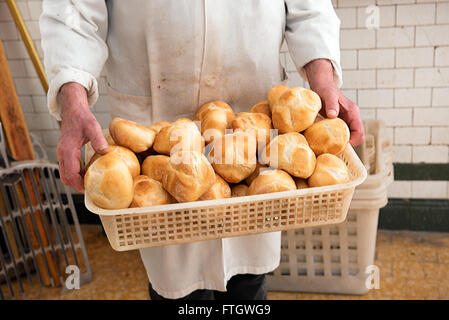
[84, 153, 134, 209]
[109, 117, 156, 153]
[170, 118, 191, 125]
[198, 174, 231, 201]
[130, 175, 174, 207]
[153, 118, 204, 155]
[148, 121, 171, 134]
[308, 154, 351, 188]
[304, 118, 350, 156]
[86, 145, 140, 178]
[271, 87, 321, 133]
[162, 150, 215, 202]
[194, 101, 235, 144]
[245, 163, 269, 186]
[231, 184, 249, 197]
[248, 169, 296, 195]
[295, 178, 309, 189]
[267, 85, 289, 111]
[208, 131, 257, 183]
[250, 100, 271, 117]
[261, 132, 316, 179]
[231, 112, 272, 151]
[194, 101, 234, 123]
[141, 155, 170, 182]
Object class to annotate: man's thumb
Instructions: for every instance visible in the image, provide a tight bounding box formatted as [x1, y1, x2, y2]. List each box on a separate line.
[87, 125, 110, 155]
[323, 91, 340, 118]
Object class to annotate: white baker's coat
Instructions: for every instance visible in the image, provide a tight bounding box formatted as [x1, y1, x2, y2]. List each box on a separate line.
[40, 0, 342, 299]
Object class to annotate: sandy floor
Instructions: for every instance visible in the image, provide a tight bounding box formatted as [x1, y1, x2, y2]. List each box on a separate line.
[2, 225, 449, 300]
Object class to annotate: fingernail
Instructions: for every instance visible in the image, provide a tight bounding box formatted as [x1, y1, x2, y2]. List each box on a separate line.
[328, 109, 337, 117]
[99, 145, 109, 153]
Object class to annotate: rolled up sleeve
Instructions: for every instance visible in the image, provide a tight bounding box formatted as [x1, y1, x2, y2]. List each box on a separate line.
[39, 0, 108, 120]
[284, 0, 342, 87]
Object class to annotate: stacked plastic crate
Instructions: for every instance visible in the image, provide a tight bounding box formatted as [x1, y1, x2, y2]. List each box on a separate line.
[267, 120, 393, 295]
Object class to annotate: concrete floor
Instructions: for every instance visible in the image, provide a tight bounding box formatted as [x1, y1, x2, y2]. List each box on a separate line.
[2, 225, 449, 300]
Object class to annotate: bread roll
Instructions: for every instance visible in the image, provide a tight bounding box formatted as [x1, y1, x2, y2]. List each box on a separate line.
[231, 184, 249, 197]
[295, 178, 309, 189]
[130, 175, 174, 207]
[231, 112, 272, 151]
[248, 169, 296, 195]
[165, 117, 187, 125]
[208, 131, 257, 183]
[194, 101, 235, 144]
[141, 155, 170, 182]
[250, 100, 271, 117]
[308, 154, 351, 188]
[198, 174, 231, 201]
[245, 163, 269, 186]
[109, 117, 156, 153]
[267, 85, 289, 111]
[86, 145, 140, 178]
[162, 150, 215, 202]
[84, 153, 133, 209]
[304, 118, 350, 156]
[153, 118, 204, 155]
[261, 132, 316, 179]
[148, 121, 170, 133]
[271, 87, 321, 133]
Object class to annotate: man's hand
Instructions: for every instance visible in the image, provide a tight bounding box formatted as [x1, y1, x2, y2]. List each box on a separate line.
[304, 59, 365, 147]
[57, 82, 109, 192]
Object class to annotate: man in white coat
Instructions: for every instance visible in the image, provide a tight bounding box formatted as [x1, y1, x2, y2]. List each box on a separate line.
[40, 0, 364, 300]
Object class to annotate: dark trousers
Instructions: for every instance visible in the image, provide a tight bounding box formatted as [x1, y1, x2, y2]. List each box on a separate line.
[149, 273, 267, 300]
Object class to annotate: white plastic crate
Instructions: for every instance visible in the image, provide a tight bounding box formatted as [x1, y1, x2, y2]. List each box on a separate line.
[267, 120, 392, 295]
[266, 203, 383, 294]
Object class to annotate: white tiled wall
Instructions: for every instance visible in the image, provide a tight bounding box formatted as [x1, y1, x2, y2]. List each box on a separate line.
[0, 0, 448, 199]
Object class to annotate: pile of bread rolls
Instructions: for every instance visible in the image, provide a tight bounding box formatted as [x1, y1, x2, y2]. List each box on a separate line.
[84, 85, 351, 210]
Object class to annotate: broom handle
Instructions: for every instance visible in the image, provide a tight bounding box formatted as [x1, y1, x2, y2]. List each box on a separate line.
[6, 0, 48, 93]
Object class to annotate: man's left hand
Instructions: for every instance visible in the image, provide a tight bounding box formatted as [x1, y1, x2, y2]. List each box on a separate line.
[304, 59, 365, 147]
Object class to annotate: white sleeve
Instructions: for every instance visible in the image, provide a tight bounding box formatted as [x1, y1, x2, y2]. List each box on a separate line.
[39, 0, 109, 121]
[284, 0, 342, 87]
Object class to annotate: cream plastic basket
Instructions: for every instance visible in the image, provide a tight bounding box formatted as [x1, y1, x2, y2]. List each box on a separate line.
[84, 144, 367, 251]
[356, 120, 393, 190]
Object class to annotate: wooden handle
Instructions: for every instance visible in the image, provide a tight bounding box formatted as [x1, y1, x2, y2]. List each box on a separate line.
[6, 0, 48, 93]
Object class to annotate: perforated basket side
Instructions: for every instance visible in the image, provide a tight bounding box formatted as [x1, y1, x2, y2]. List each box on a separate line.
[98, 186, 355, 251]
[357, 120, 393, 190]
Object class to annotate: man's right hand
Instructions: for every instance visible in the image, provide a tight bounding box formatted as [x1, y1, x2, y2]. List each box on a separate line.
[57, 82, 109, 193]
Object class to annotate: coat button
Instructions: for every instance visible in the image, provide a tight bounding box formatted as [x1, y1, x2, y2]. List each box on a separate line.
[204, 75, 216, 87]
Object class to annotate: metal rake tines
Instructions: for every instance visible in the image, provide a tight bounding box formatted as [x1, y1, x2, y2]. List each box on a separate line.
[0, 220, 25, 300]
[0, 174, 33, 300]
[0, 160, 91, 299]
